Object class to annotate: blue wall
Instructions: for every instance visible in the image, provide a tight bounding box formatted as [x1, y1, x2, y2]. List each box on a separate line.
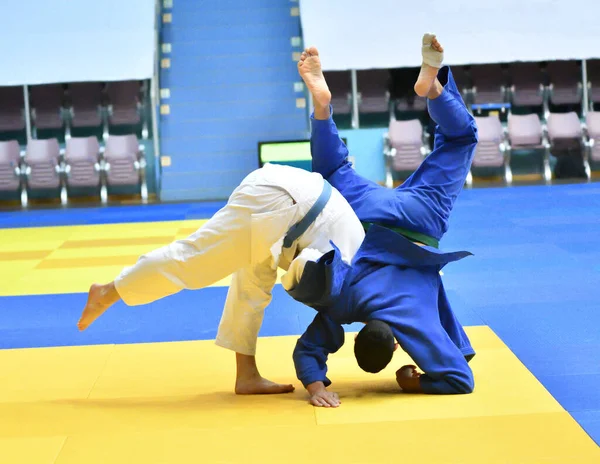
[159, 0, 308, 201]
[339, 127, 386, 184]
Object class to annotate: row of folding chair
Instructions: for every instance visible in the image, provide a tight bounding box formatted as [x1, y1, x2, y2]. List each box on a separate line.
[0, 134, 147, 206]
[0, 81, 147, 139]
[326, 60, 600, 125]
[384, 111, 600, 187]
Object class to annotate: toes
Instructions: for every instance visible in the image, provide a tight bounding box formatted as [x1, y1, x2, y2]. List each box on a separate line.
[307, 46, 319, 57]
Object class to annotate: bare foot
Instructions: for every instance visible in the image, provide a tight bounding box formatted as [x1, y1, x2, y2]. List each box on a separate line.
[414, 33, 444, 97]
[77, 282, 120, 331]
[298, 47, 332, 109]
[235, 376, 295, 395]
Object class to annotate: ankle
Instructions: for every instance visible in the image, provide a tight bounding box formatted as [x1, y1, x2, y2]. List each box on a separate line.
[313, 102, 331, 120]
[427, 79, 444, 100]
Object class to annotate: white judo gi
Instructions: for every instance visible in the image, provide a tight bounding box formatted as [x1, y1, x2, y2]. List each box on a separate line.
[115, 164, 365, 356]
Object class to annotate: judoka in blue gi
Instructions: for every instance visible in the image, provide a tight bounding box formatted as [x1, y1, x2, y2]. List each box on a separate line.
[291, 34, 479, 407]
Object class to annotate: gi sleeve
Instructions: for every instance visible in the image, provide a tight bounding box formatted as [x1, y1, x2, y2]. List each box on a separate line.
[310, 109, 385, 207]
[293, 312, 345, 388]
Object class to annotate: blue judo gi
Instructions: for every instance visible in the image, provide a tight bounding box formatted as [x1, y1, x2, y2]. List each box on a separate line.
[290, 66, 479, 394]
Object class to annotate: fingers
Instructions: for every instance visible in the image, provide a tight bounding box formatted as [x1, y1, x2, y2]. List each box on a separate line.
[310, 392, 341, 408]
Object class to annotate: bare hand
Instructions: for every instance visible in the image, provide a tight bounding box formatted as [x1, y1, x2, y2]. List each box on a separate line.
[310, 390, 341, 408]
[396, 364, 423, 393]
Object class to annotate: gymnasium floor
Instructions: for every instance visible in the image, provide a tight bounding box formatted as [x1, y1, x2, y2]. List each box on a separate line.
[1, 183, 599, 463]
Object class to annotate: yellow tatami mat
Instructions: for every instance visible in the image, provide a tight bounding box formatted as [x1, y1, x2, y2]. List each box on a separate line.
[0, 326, 598, 463]
[0, 221, 262, 296]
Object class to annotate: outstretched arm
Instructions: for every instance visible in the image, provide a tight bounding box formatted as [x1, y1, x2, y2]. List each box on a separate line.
[293, 312, 345, 407]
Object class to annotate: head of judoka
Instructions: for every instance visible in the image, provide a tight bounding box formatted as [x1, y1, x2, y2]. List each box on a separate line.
[354, 320, 399, 373]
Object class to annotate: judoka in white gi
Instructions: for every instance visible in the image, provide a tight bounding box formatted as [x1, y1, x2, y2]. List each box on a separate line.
[77, 164, 365, 394]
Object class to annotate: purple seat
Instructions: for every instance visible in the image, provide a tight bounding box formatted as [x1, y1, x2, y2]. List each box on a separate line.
[103, 134, 147, 200]
[470, 64, 507, 104]
[547, 61, 582, 106]
[585, 111, 600, 162]
[395, 96, 427, 112]
[389, 67, 427, 113]
[472, 116, 506, 167]
[507, 114, 545, 149]
[547, 112, 588, 179]
[65, 137, 100, 188]
[67, 83, 104, 128]
[508, 62, 546, 107]
[384, 119, 428, 187]
[0, 140, 21, 192]
[107, 80, 142, 126]
[24, 139, 61, 189]
[471, 115, 512, 184]
[547, 112, 583, 145]
[357, 69, 390, 114]
[30, 84, 65, 130]
[587, 60, 600, 105]
[324, 71, 352, 115]
[0, 86, 25, 131]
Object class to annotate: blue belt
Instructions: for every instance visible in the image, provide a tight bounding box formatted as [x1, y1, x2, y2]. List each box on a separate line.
[283, 180, 332, 248]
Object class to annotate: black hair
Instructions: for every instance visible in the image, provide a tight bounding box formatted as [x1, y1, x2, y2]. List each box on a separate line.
[354, 320, 395, 373]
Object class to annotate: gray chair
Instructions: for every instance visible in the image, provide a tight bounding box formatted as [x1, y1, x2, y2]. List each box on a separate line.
[66, 83, 106, 137]
[30, 84, 65, 133]
[64, 136, 102, 198]
[507, 113, 551, 182]
[0, 86, 25, 131]
[324, 71, 352, 117]
[508, 62, 546, 108]
[470, 115, 512, 185]
[0, 140, 24, 204]
[357, 69, 390, 114]
[107, 81, 142, 126]
[546, 112, 588, 180]
[384, 119, 429, 188]
[546, 61, 582, 106]
[103, 135, 148, 201]
[470, 64, 507, 104]
[586, 60, 600, 108]
[584, 111, 600, 165]
[24, 138, 63, 204]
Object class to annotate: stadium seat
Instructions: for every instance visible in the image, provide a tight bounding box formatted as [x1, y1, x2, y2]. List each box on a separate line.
[103, 134, 148, 201]
[586, 59, 600, 108]
[106, 80, 142, 126]
[390, 67, 426, 113]
[507, 62, 546, 108]
[66, 82, 106, 134]
[384, 119, 429, 188]
[357, 69, 390, 114]
[323, 71, 353, 118]
[64, 136, 101, 194]
[470, 64, 508, 105]
[507, 113, 551, 181]
[23, 138, 63, 204]
[0, 86, 25, 132]
[546, 61, 582, 106]
[0, 140, 23, 196]
[30, 84, 65, 133]
[546, 112, 588, 179]
[584, 111, 600, 164]
[470, 115, 512, 185]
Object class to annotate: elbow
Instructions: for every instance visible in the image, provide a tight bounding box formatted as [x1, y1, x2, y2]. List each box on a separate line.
[448, 371, 475, 394]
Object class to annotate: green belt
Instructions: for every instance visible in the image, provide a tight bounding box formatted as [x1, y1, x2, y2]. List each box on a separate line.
[362, 222, 439, 249]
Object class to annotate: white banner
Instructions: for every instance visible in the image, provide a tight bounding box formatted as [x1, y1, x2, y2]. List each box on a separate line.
[0, 0, 155, 86]
[300, 0, 600, 70]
